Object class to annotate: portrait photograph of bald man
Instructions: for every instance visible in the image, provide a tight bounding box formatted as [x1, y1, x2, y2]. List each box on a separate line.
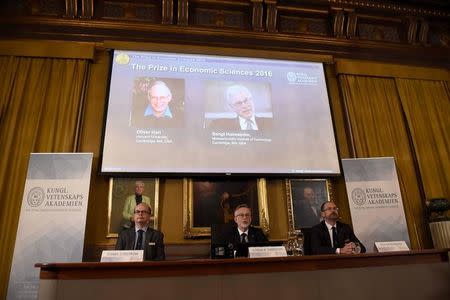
[204, 81, 273, 131]
[130, 77, 185, 128]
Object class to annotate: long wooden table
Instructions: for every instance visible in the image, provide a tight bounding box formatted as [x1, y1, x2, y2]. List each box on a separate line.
[36, 249, 449, 300]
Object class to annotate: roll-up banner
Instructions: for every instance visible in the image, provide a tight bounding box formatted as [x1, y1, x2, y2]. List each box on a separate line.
[7, 153, 93, 300]
[342, 157, 410, 252]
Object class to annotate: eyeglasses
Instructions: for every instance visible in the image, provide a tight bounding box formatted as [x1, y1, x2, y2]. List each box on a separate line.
[231, 98, 251, 107]
[235, 213, 251, 218]
[150, 95, 170, 102]
[322, 207, 339, 212]
[134, 210, 150, 214]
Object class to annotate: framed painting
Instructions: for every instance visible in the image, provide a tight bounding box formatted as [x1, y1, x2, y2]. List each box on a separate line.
[183, 178, 270, 238]
[107, 177, 159, 238]
[286, 179, 333, 232]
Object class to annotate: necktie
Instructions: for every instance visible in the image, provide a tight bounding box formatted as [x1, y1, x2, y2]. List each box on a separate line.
[240, 233, 248, 243]
[332, 226, 338, 248]
[135, 194, 142, 205]
[135, 229, 144, 250]
[245, 119, 253, 130]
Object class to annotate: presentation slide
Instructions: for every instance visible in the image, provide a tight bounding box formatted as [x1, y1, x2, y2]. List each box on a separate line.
[101, 50, 340, 175]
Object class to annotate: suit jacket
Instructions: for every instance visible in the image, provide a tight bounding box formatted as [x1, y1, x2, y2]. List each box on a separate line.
[310, 221, 366, 255]
[208, 117, 273, 131]
[224, 225, 269, 248]
[115, 227, 165, 261]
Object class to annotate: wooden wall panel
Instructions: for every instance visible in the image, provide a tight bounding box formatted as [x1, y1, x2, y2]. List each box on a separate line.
[188, 0, 252, 30]
[1, 0, 448, 67]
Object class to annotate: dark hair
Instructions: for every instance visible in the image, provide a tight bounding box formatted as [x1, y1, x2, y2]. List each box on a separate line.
[320, 201, 331, 212]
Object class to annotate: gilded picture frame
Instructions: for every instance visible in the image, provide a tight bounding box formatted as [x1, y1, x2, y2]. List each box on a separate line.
[183, 178, 270, 238]
[107, 177, 160, 238]
[286, 179, 333, 233]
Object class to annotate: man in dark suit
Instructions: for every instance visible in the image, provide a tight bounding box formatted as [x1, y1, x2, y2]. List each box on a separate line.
[208, 84, 273, 131]
[222, 204, 268, 254]
[115, 202, 165, 260]
[310, 201, 366, 255]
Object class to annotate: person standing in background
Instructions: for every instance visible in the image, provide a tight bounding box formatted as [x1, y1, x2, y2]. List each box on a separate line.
[121, 180, 152, 230]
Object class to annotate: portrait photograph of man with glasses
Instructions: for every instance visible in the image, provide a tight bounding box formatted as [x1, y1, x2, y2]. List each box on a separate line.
[130, 78, 185, 128]
[205, 82, 273, 131]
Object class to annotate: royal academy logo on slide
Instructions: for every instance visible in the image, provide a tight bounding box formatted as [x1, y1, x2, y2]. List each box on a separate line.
[286, 71, 318, 85]
[287, 72, 297, 83]
[115, 53, 130, 65]
[27, 187, 45, 207]
[351, 188, 366, 206]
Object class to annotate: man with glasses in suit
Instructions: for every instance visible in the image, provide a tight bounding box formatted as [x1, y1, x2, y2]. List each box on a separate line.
[208, 85, 273, 131]
[116, 202, 165, 260]
[310, 201, 366, 255]
[223, 204, 268, 248]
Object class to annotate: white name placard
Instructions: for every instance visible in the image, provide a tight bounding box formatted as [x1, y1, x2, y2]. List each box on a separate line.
[374, 241, 410, 252]
[248, 246, 287, 258]
[101, 250, 144, 262]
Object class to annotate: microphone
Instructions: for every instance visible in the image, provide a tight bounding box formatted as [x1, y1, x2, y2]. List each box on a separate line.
[227, 243, 235, 258]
